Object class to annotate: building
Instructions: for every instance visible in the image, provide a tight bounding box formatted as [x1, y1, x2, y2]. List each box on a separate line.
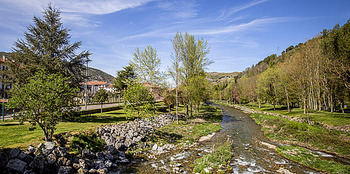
[0, 55, 12, 98]
[80, 81, 114, 93]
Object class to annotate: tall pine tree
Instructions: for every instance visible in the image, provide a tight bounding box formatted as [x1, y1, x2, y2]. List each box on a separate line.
[7, 5, 90, 86]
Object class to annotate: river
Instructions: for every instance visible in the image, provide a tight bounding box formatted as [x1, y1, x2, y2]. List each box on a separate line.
[111, 104, 318, 173]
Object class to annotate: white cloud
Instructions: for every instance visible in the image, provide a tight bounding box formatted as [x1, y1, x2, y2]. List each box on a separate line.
[193, 17, 292, 35]
[55, 0, 156, 15]
[158, 0, 198, 18]
[218, 0, 268, 20]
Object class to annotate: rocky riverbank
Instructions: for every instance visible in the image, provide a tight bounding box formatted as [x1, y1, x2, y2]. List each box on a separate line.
[0, 113, 177, 174]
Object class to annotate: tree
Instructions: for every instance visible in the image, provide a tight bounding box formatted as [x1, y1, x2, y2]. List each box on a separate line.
[257, 68, 280, 110]
[113, 65, 136, 91]
[123, 82, 154, 127]
[163, 89, 176, 113]
[7, 70, 78, 141]
[322, 20, 350, 89]
[93, 89, 109, 114]
[170, 32, 212, 117]
[7, 5, 90, 86]
[169, 32, 183, 123]
[130, 45, 163, 86]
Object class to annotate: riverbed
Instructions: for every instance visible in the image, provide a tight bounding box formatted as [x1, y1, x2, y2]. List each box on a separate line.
[111, 104, 318, 173]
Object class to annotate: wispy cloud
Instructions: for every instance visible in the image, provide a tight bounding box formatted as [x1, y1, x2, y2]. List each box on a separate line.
[158, 0, 198, 18]
[193, 17, 292, 35]
[218, 0, 268, 20]
[56, 0, 156, 15]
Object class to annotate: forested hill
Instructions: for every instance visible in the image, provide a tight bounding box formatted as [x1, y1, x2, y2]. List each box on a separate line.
[86, 67, 115, 83]
[210, 20, 350, 113]
[1, 52, 114, 83]
[206, 72, 239, 83]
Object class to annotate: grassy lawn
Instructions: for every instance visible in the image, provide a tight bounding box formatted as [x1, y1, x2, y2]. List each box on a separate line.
[0, 102, 171, 149]
[277, 145, 350, 174]
[216, 101, 350, 127]
[0, 102, 220, 150]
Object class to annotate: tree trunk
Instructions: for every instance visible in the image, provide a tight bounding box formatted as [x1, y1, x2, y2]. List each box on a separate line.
[101, 103, 103, 114]
[285, 86, 290, 112]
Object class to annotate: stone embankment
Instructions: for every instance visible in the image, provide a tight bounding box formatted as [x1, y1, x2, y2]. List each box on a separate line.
[97, 114, 176, 151]
[0, 113, 177, 174]
[232, 104, 349, 132]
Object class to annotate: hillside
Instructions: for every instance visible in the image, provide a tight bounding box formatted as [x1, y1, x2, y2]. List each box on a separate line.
[206, 72, 239, 83]
[86, 67, 115, 83]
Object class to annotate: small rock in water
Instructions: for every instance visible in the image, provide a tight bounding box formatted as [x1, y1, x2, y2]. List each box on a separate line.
[152, 144, 158, 151]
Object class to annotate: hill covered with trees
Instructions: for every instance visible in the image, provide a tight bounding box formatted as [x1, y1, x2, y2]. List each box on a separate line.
[211, 20, 350, 113]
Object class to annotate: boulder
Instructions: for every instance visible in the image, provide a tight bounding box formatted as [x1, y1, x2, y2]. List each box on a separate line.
[10, 148, 20, 158]
[18, 151, 28, 160]
[0, 152, 8, 168]
[58, 166, 73, 174]
[45, 141, 56, 150]
[6, 158, 27, 172]
[29, 156, 44, 173]
[28, 146, 36, 154]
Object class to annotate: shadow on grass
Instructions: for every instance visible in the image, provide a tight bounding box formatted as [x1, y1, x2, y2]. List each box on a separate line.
[148, 130, 183, 144]
[65, 115, 134, 123]
[0, 123, 22, 126]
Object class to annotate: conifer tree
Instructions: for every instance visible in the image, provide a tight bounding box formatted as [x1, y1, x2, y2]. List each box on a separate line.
[7, 5, 90, 86]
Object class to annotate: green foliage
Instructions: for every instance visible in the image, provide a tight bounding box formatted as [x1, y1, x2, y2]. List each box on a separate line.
[123, 82, 154, 120]
[113, 65, 136, 91]
[130, 45, 164, 86]
[70, 132, 106, 154]
[93, 89, 109, 113]
[7, 70, 78, 141]
[163, 89, 176, 112]
[277, 145, 350, 174]
[192, 141, 233, 173]
[250, 113, 350, 157]
[7, 5, 90, 86]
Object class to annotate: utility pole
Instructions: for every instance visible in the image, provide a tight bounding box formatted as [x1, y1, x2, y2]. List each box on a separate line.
[85, 56, 89, 110]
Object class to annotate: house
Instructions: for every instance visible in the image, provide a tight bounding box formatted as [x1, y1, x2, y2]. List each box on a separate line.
[0, 55, 12, 98]
[80, 81, 115, 93]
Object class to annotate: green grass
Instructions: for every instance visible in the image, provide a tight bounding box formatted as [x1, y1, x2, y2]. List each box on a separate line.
[277, 145, 350, 174]
[192, 140, 233, 173]
[245, 103, 350, 127]
[250, 113, 350, 157]
[214, 101, 350, 127]
[0, 102, 172, 149]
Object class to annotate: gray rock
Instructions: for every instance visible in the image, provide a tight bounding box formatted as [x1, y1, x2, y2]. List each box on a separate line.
[104, 159, 113, 168]
[45, 141, 56, 150]
[57, 157, 69, 166]
[28, 146, 36, 154]
[6, 158, 27, 172]
[58, 166, 73, 174]
[18, 151, 28, 160]
[0, 152, 8, 167]
[42, 148, 52, 156]
[47, 154, 57, 164]
[23, 169, 36, 174]
[29, 156, 44, 173]
[57, 147, 67, 157]
[96, 152, 104, 160]
[37, 143, 43, 149]
[89, 168, 98, 174]
[72, 163, 80, 170]
[24, 154, 34, 163]
[97, 168, 107, 174]
[78, 168, 88, 174]
[152, 144, 158, 151]
[10, 148, 20, 158]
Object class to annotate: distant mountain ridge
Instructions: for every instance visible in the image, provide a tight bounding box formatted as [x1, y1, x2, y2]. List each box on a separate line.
[206, 72, 239, 83]
[86, 67, 115, 83]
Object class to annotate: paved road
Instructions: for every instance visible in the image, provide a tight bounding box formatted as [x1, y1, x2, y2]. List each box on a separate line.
[1, 102, 123, 120]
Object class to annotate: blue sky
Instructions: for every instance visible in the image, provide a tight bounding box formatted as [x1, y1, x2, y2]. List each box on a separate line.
[1, 0, 349, 77]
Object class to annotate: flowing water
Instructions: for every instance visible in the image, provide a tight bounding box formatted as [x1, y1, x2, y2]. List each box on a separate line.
[111, 104, 320, 173]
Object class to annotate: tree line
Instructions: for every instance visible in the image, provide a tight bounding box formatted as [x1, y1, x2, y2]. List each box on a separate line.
[211, 20, 350, 114]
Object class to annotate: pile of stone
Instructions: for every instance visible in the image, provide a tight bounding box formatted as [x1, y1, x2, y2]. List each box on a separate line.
[1, 141, 131, 174]
[96, 113, 176, 150]
[1, 114, 177, 174]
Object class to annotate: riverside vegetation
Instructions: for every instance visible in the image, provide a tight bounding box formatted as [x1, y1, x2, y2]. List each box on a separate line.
[216, 101, 350, 173]
[0, 103, 232, 173]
